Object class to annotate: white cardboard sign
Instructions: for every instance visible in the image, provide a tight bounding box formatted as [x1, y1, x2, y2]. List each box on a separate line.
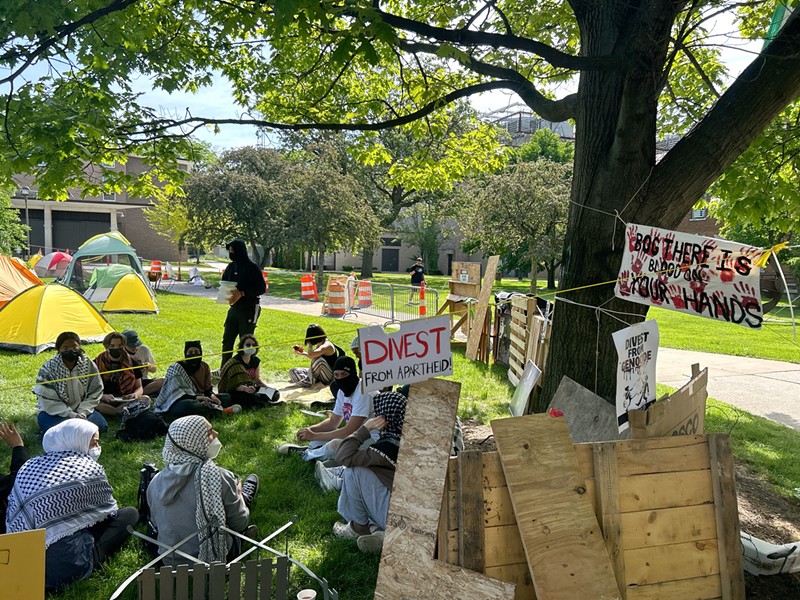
[359, 316, 453, 392]
[615, 223, 763, 329]
[613, 320, 659, 432]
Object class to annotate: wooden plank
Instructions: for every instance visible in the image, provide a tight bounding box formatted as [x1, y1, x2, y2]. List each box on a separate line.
[275, 557, 289, 600]
[484, 485, 515, 528]
[484, 564, 536, 600]
[484, 525, 526, 568]
[192, 565, 206, 600]
[492, 415, 621, 600]
[593, 442, 627, 597]
[611, 436, 711, 476]
[174, 565, 190, 600]
[209, 563, 226, 600]
[228, 562, 241, 599]
[451, 261, 482, 284]
[708, 434, 746, 600]
[629, 368, 708, 438]
[624, 539, 720, 585]
[458, 450, 485, 571]
[244, 560, 258, 600]
[620, 504, 717, 549]
[259, 558, 272, 600]
[625, 574, 722, 600]
[616, 470, 714, 512]
[138, 569, 155, 600]
[375, 379, 515, 600]
[158, 567, 174, 600]
[466, 255, 499, 360]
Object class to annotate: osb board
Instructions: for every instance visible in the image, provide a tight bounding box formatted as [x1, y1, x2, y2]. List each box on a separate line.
[451, 261, 482, 285]
[375, 379, 515, 600]
[629, 364, 708, 438]
[492, 415, 622, 600]
[439, 431, 744, 600]
[466, 255, 499, 361]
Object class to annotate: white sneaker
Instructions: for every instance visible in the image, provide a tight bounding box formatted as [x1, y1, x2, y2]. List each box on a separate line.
[315, 462, 343, 493]
[357, 529, 385, 553]
[333, 521, 360, 540]
[277, 443, 307, 456]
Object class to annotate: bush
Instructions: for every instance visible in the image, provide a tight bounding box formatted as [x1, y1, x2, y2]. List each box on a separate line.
[786, 257, 800, 280]
[342, 265, 354, 272]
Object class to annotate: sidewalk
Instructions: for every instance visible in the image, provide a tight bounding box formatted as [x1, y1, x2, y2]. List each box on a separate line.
[167, 282, 800, 431]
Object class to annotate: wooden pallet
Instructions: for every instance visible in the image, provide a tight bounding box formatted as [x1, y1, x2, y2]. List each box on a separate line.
[439, 426, 744, 600]
[507, 298, 551, 387]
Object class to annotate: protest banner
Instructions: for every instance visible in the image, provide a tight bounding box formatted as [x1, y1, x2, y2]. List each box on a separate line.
[359, 315, 453, 392]
[613, 319, 659, 432]
[614, 223, 763, 329]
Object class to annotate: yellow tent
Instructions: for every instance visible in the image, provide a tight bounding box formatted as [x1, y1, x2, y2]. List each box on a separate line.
[0, 283, 115, 353]
[103, 273, 158, 313]
[27, 253, 43, 269]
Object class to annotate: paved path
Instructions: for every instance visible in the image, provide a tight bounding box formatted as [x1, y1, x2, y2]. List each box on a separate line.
[167, 282, 800, 431]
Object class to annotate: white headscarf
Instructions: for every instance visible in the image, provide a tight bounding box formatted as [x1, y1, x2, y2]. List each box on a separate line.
[42, 418, 97, 454]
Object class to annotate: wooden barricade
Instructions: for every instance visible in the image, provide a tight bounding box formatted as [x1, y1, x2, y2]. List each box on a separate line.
[137, 557, 291, 600]
[439, 434, 744, 600]
[629, 364, 708, 438]
[507, 297, 551, 386]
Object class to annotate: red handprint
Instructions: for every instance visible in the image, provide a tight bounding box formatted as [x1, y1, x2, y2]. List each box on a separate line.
[668, 284, 686, 310]
[627, 225, 639, 252]
[689, 268, 710, 296]
[734, 281, 759, 307]
[618, 270, 633, 297]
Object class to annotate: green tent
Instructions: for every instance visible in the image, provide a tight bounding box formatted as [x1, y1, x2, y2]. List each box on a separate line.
[62, 232, 148, 297]
[88, 264, 136, 290]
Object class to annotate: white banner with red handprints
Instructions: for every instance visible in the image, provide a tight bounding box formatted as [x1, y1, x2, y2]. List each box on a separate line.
[614, 223, 763, 329]
[613, 319, 659, 432]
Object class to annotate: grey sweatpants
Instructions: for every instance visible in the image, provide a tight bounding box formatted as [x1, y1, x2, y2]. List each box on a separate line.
[337, 466, 391, 530]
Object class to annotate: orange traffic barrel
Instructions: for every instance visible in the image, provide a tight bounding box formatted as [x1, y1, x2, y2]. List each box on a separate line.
[357, 280, 373, 308]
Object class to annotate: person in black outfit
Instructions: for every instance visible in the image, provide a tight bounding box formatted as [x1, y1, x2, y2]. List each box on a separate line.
[220, 239, 266, 369]
[406, 257, 426, 303]
[0, 422, 29, 534]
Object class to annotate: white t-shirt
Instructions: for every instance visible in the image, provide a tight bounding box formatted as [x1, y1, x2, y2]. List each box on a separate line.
[334, 385, 378, 441]
[132, 344, 157, 374]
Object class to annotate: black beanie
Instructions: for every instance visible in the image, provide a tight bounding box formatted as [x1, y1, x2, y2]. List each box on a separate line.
[184, 340, 202, 356]
[333, 355, 357, 374]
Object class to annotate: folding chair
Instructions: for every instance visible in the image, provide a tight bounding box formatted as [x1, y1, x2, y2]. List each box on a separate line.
[160, 262, 176, 292]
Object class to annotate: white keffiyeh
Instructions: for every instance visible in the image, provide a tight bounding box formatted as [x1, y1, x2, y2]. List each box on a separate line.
[163, 416, 227, 563]
[33, 353, 102, 414]
[6, 420, 117, 547]
[155, 362, 198, 413]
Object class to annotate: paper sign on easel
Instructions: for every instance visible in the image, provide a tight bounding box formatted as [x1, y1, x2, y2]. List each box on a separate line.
[359, 315, 453, 392]
[612, 320, 659, 432]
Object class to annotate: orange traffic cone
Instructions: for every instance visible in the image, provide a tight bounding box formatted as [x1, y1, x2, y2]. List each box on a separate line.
[419, 282, 427, 317]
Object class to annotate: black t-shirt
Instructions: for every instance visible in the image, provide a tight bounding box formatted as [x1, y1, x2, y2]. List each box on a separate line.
[407, 264, 425, 284]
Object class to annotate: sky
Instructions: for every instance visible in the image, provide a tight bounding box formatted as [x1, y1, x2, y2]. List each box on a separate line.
[134, 13, 764, 151]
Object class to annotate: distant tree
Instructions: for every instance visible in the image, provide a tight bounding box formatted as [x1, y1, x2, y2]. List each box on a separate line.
[395, 191, 455, 274]
[463, 160, 571, 291]
[514, 129, 575, 165]
[0, 188, 28, 256]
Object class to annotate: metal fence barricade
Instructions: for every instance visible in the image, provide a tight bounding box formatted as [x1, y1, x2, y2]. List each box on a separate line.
[345, 281, 439, 324]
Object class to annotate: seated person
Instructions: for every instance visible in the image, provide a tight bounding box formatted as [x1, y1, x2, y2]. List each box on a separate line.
[288, 324, 344, 388]
[325, 336, 361, 408]
[34, 331, 107, 434]
[154, 341, 240, 418]
[0, 422, 30, 534]
[123, 329, 164, 396]
[279, 356, 373, 461]
[5, 419, 138, 592]
[94, 331, 151, 416]
[218, 334, 280, 410]
[331, 391, 407, 553]
[147, 416, 259, 564]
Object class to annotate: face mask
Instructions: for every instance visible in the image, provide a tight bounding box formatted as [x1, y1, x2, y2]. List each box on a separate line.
[336, 372, 360, 397]
[88, 447, 102, 462]
[228, 252, 234, 261]
[183, 357, 202, 374]
[243, 347, 256, 356]
[61, 349, 81, 362]
[108, 348, 123, 359]
[206, 437, 222, 460]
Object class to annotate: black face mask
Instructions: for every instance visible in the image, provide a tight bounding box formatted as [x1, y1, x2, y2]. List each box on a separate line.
[108, 348, 123, 359]
[61, 349, 82, 362]
[182, 356, 202, 374]
[336, 372, 360, 397]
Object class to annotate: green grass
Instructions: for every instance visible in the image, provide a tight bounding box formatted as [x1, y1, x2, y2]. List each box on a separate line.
[0, 291, 516, 600]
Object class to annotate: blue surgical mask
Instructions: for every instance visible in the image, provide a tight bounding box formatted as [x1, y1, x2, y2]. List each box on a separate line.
[243, 347, 256, 356]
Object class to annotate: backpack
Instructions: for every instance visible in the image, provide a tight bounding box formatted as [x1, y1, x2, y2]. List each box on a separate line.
[137, 462, 160, 556]
[116, 408, 168, 442]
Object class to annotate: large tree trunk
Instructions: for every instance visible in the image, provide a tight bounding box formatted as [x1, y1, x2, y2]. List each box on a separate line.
[361, 249, 375, 278]
[539, 7, 800, 410]
[546, 262, 557, 290]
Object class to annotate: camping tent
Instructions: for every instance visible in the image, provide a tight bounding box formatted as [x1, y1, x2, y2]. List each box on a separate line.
[62, 232, 149, 298]
[103, 273, 158, 313]
[27, 253, 42, 269]
[0, 283, 115, 353]
[0, 255, 44, 307]
[89, 264, 136, 290]
[33, 252, 71, 277]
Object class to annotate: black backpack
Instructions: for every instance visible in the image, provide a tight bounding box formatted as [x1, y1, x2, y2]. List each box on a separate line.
[137, 462, 160, 555]
[117, 409, 168, 442]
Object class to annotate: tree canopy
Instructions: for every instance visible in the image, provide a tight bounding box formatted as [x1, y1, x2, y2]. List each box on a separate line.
[3, 1, 800, 405]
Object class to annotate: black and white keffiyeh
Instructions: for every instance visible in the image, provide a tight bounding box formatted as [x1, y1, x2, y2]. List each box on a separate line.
[163, 416, 227, 563]
[368, 391, 408, 466]
[33, 353, 102, 412]
[155, 362, 198, 413]
[6, 420, 117, 547]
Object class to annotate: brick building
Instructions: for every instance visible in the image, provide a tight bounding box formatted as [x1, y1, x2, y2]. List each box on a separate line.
[10, 156, 188, 261]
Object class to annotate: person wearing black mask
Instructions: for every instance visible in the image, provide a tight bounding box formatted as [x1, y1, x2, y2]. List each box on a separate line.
[93, 332, 150, 416]
[154, 341, 241, 418]
[34, 331, 107, 434]
[220, 239, 266, 369]
[278, 356, 375, 462]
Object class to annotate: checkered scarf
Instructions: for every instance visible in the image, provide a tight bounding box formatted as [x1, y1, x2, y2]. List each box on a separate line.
[368, 391, 408, 466]
[33, 353, 102, 411]
[155, 362, 198, 413]
[6, 420, 117, 547]
[163, 416, 227, 563]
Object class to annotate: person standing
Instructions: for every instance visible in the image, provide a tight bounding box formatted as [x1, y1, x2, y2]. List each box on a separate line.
[220, 239, 266, 369]
[406, 257, 425, 304]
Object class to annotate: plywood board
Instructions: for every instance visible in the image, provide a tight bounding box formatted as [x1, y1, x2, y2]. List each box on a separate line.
[492, 414, 622, 600]
[466, 255, 499, 360]
[549, 375, 627, 443]
[451, 261, 482, 285]
[375, 379, 515, 600]
[629, 365, 707, 438]
[0, 529, 45, 600]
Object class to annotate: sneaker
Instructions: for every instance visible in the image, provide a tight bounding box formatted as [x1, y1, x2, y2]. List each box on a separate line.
[333, 521, 360, 540]
[223, 404, 242, 415]
[356, 530, 385, 553]
[310, 400, 335, 410]
[241, 474, 259, 507]
[277, 443, 307, 457]
[315, 462, 344, 493]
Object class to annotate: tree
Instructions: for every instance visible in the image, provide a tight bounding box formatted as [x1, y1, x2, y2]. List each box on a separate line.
[463, 160, 571, 291]
[395, 191, 455, 274]
[3, 2, 800, 408]
[0, 188, 28, 256]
